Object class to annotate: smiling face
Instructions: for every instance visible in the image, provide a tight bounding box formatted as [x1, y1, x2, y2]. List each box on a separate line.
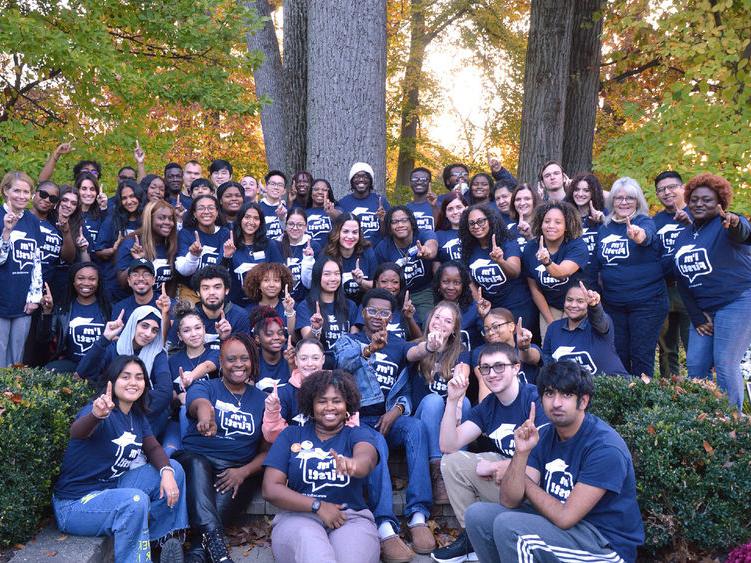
[3, 179, 32, 212]
[294, 174, 311, 198]
[572, 181, 591, 208]
[410, 170, 430, 196]
[438, 266, 463, 302]
[152, 206, 175, 238]
[563, 286, 588, 322]
[78, 179, 97, 207]
[470, 176, 491, 201]
[296, 342, 325, 378]
[468, 209, 490, 241]
[390, 210, 413, 241]
[656, 177, 685, 211]
[351, 172, 371, 195]
[220, 187, 243, 214]
[113, 362, 147, 405]
[120, 187, 140, 215]
[256, 320, 285, 354]
[375, 269, 400, 297]
[265, 175, 286, 201]
[73, 266, 99, 300]
[133, 319, 160, 348]
[445, 198, 466, 228]
[221, 339, 253, 386]
[313, 385, 347, 431]
[514, 188, 534, 219]
[128, 267, 154, 296]
[165, 168, 183, 194]
[338, 220, 360, 250]
[482, 313, 514, 345]
[285, 213, 307, 243]
[178, 314, 206, 350]
[260, 272, 282, 300]
[494, 186, 512, 213]
[475, 350, 519, 395]
[612, 189, 638, 219]
[33, 185, 59, 214]
[240, 206, 261, 238]
[211, 167, 231, 187]
[58, 191, 78, 219]
[241, 176, 258, 200]
[688, 186, 720, 223]
[428, 305, 456, 340]
[363, 296, 392, 332]
[194, 198, 218, 228]
[542, 208, 566, 244]
[146, 178, 165, 202]
[311, 181, 329, 206]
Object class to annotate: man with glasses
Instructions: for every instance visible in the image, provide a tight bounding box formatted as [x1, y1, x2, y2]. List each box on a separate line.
[259, 170, 288, 240]
[432, 342, 547, 563]
[653, 170, 690, 378]
[406, 167, 437, 232]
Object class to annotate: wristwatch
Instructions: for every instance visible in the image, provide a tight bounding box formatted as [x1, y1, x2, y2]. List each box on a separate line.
[311, 499, 321, 513]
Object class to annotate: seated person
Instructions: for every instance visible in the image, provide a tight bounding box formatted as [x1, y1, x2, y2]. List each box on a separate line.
[432, 343, 546, 563]
[466, 360, 644, 563]
[263, 338, 417, 562]
[173, 335, 269, 563]
[262, 369, 380, 563]
[77, 305, 173, 437]
[543, 281, 629, 376]
[52, 356, 187, 563]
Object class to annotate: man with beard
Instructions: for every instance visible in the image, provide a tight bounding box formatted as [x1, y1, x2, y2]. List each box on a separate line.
[166, 265, 249, 352]
[164, 162, 191, 215]
[337, 162, 391, 246]
[405, 167, 437, 232]
[111, 259, 163, 321]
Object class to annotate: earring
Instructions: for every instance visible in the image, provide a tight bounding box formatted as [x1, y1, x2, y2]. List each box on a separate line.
[345, 411, 351, 420]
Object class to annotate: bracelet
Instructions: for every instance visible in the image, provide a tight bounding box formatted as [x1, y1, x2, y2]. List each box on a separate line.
[284, 310, 296, 318]
[160, 466, 175, 477]
[311, 327, 322, 338]
[91, 411, 109, 420]
[425, 341, 437, 353]
[362, 345, 372, 358]
[542, 259, 552, 267]
[395, 403, 405, 415]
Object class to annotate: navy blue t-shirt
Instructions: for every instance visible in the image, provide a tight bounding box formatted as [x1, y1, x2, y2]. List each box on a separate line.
[337, 192, 391, 246]
[168, 347, 220, 393]
[280, 239, 319, 302]
[66, 301, 107, 362]
[54, 403, 153, 499]
[116, 239, 173, 293]
[653, 208, 689, 260]
[579, 216, 602, 287]
[256, 354, 291, 393]
[111, 295, 159, 322]
[458, 301, 484, 353]
[465, 241, 528, 309]
[305, 207, 333, 246]
[340, 248, 378, 301]
[436, 229, 462, 262]
[410, 349, 471, 405]
[506, 222, 531, 254]
[81, 211, 103, 249]
[374, 230, 437, 292]
[94, 216, 139, 301]
[264, 423, 376, 510]
[278, 383, 308, 427]
[542, 315, 628, 376]
[258, 200, 285, 240]
[182, 378, 266, 464]
[0, 209, 41, 317]
[406, 201, 436, 232]
[177, 226, 230, 273]
[38, 218, 63, 281]
[227, 240, 283, 306]
[594, 216, 666, 305]
[522, 237, 590, 309]
[295, 299, 358, 353]
[466, 383, 547, 457]
[528, 414, 644, 563]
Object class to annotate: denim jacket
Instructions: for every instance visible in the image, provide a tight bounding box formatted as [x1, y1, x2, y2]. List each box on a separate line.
[332, 334, 413, 415]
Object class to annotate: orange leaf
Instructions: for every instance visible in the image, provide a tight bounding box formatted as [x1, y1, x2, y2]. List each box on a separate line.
[703, 440, 714, 455]
[647, 424, 656, 435]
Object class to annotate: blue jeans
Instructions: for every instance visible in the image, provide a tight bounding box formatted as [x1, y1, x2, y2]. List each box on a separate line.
[604, 292, 669, 377]
[687, 287, 751, 410]
[414, 393, 471, 460]
[360, 414, 432, 520]
[359, 425, 398, 530]
[53, 460, 188, 563]
[162, 406, 189, 457]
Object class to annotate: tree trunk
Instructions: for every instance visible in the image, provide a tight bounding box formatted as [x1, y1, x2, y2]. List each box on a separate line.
[243, 0, 287, 172]
[283, 0, 308, 176]
[307, 0, 387, 198]
[395, 0, 428, 190]
[562, 0, 604, 176]
[517, 0, 575, 185]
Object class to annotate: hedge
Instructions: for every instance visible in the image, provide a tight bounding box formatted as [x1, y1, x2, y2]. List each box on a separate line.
[0, 368, 90, 548]
[590, 375, 751, 558]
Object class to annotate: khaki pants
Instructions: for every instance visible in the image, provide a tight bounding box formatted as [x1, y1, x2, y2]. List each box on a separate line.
[440, 451, 505, 527]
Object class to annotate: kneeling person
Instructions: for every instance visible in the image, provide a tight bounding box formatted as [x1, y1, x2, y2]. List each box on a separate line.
[465, 360, 644, 563]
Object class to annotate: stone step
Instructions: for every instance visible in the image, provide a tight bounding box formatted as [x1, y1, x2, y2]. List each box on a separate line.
[9, 524, 113, 563]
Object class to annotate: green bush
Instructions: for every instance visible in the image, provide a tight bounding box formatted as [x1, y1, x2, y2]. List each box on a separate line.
[0, 368, 90, 548]
[590, 376, 751, 557]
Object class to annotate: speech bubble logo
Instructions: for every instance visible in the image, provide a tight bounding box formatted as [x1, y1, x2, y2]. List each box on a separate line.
[372, 352, 399, 391]
[488, 423, 518, 457]
[38, 224, 62, 263]
[215, 400, 256, 437]
[599, 234, 629, 263]
[470, 258, 507, 292]
[544, 458, 574, 502]
[675, 244, 713, 284]
[581, 229, 597, 254]
[552, 346, 597, 374]
[412, 211, 435, 232]
[10, 231, 37, 270]
[70, 318, 104, 354]
[442, 238, 462, 260]
[535, 264, 567, 288]
[657, 223, 685, 255]
[301, 450, 350, 493]
[402, 256, 425, 283]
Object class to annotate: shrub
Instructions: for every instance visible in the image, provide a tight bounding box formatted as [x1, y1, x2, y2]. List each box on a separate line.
[0, 367, 90, 548]
[590, 375, 751, 558]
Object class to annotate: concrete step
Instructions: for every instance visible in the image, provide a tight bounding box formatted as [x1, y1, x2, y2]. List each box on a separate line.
[9, 524, 113, 563]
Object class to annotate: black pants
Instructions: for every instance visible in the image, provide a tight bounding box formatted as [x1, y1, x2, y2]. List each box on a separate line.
[172, 449, 260, 533]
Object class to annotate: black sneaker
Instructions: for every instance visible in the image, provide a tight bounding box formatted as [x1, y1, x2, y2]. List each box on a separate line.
[202, 531, 234, 563]
[159, 537, 185, 563]
[430, 530, 478, 563]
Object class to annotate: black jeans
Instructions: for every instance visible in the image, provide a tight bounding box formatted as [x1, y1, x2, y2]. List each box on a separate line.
[172, 449, 260, 533]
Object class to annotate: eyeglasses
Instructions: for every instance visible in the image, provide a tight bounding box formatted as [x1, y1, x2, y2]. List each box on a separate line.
[468, 217, 488, 228]
[83, 169, 99, 177]
[37, 190, 60, 204]
[656, 183, 681, 195]
[364, 307, 391, 319]
[287, 222, 306, 230]
[267, 181, 285, 188]
[196, 205, 217, 213]
[613, 196, 637, 203]
[478, 362, 516, 375]
[410, 176, 429, 184]
[450, 170, 468, 178]
[482, 321, 513, 336]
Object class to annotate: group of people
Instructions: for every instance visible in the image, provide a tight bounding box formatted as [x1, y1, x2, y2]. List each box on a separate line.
[1, 144, 749, 563]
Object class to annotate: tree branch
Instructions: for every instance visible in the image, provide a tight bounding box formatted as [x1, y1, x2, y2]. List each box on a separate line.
[425, 7, 469, 43]
[602, 57, 661, 84]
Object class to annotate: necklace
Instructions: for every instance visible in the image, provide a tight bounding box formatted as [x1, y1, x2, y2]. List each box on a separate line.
[692, 222, 705, 240]
[222, 378, 245, 407]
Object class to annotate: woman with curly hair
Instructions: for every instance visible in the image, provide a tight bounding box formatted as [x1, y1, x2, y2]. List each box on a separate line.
[263, 369, 380, 563]
[507, 183, 541, 254]
[243, 261, 295, 338]
[672, 173, 751, 410]
[460, 204, 535, 331]
[522, 201, 588, 338]
[593, 177, 667, 377]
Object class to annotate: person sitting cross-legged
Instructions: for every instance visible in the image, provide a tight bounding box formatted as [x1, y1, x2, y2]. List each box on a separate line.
[431, 342, 547, 563]
[465, 360, 644, 563]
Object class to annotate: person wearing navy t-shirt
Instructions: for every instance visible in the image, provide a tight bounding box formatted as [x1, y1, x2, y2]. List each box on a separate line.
[652, 170, 691, 379]
[592, 177, 668, 378]
[460, 204, 536, 333]
[522, 201, 590, 339]
[466, 360, 644, 563]
[250, 307, 292, 393]
[0, 171, 43, 367]
[506, 183, 540, 256]
[111, 258, 161, 322]
[224, 201, 283, 306]
[564, 173, 607, 289]
[673, 173, 751, 411]
[304, 178, 338, 246]
[74, 172, 106, 250]
[406, 167, 438, 232]
[544, 281, 629, 377]
[278, 208, 318, 303]
[435, 192, 468, 265]
[337, 162, 391, 247]
[52, 356, 187, 563]
[263, 369, 381, 563]
[174, 336, 269, 563]
[374, 206, 438, 320]
[433, 343, 547, 562]
[258, 170, 288, 240]
[432, 261, 483, 351]
[175, 195, 230, 291]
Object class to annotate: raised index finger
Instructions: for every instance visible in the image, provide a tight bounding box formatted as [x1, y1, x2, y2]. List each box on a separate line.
[528, 401, 536, 424]
[106, 381, 113, 400]
[117, 309, 125, 322]
[492, 233, 497, 248]
[516, 316, 523, 334]
[716, 204, 726, 218]
[315, 302, 321, 316]
[194, 231, 201, 243]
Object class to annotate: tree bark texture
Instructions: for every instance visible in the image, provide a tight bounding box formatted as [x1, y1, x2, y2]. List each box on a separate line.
[283, 0, 308, 176]
[307, 0, 388, 198]
[243, 0, 287, 172]
[562, 0, 604, 176]
[395, 0, 428, 190]
[517, 0, 575, 185]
